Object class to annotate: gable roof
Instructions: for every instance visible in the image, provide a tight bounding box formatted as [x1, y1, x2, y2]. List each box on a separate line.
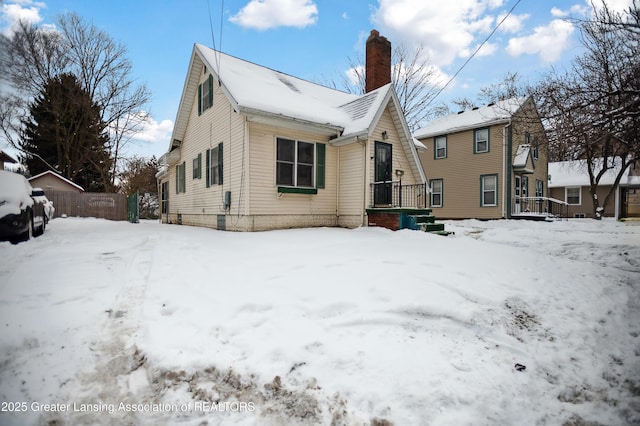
[28, 170, 85, 192]
[0, 149, 18, 164]
[168, 44, 426, 183]
[513, 144, 535, 173]
[414, 97, 528, 139]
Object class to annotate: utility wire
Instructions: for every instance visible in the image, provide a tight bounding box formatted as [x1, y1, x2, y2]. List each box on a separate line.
[427, 0, 523, 107]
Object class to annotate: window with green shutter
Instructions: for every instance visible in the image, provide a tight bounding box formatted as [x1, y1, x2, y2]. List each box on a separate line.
[206, 143, 223, 187]
[176, 162, 186, 193]
[198, 74, 214, 116]
[192, 153, 202, 179]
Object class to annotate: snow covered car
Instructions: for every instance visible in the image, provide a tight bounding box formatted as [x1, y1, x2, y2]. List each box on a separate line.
[32, 188, 55, 222]
[0, 170, 46, 243]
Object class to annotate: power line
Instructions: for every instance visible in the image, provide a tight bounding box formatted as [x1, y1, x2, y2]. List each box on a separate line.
[427, 0, 523, 107]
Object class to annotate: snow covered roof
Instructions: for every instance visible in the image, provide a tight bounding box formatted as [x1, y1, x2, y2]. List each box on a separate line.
[167, 44, 426, 183]
[548, 158, 633, 187]
[171, 44, 381, 149]
[28, 170, 85, 192]
[414, 97, 528, 139]
[0, 149, 17, 164]
[513, 145, 530, 167]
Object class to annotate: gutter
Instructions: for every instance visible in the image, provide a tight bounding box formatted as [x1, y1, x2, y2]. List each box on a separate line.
[502, 122, 510, 218]
[238, 105, 344, 136]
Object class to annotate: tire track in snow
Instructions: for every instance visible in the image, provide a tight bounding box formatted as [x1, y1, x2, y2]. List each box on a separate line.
[43, 235, 157, 425]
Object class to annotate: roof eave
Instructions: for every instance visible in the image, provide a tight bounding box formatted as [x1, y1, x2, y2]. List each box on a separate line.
[415, 118, 512, 140]
[239, 106, 344, 137]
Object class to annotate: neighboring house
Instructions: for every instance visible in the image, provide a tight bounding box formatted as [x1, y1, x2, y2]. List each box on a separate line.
[28, 170, 85, 193]
[0, 150, 18, 170]
[548, 158, 640, 219]
[156, 30, 427, 231]
[414, 97, 555, 220]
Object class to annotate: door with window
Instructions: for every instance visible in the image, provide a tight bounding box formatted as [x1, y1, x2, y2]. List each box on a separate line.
[374, 141, 392, 205]
[514, 175, 521, 213]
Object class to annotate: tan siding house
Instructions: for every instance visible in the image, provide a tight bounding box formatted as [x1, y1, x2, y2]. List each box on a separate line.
[157, 32, 427, 231]
[28, 170, 85, 192]
[548, 159, 640, 219]
[415, 97, 552, 220]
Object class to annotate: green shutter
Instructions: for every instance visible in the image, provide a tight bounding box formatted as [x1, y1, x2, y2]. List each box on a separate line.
[208, 74, 214, 108]
[218, 142, 223, 185]
[316, 143, 325, 189]
[197, 84, 202, 116]
[205, 149, 210, 188]
[176, 165, 179, 194]
[181, 162, 186, 192]
[197, 153, 202, 179]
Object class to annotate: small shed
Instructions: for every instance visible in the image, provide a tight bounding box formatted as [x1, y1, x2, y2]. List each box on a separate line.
[28, 171, 85, 193]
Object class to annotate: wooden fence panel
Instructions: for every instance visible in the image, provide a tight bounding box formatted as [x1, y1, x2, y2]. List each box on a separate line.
[44, 190, 127, 221]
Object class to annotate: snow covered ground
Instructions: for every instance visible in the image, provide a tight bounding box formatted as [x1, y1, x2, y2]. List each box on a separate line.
[0, 217, 639, 425]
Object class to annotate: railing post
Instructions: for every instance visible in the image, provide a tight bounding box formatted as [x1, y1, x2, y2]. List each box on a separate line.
[398, 179, 402, 208]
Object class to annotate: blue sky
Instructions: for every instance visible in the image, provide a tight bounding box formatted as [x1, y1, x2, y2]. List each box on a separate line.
[0, 0, 633, 160]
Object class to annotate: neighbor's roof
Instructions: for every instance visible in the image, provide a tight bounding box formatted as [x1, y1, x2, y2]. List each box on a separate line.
[28, 170, 85, 192]
[548, 158, 634, 188]
[0, 149, 18, 164]
[414, 97, 528, 139]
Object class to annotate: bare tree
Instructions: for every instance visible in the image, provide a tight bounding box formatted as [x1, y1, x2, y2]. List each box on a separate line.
[0, 13, 151, 187]
[341, 43, 446, 131]
[536, 0, 640, 218]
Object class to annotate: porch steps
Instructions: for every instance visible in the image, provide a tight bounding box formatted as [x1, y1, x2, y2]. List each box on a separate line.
[408, 213, 454, 236]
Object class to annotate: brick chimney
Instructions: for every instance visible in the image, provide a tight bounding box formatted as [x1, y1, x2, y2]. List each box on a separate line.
[365, 29, 391, 93]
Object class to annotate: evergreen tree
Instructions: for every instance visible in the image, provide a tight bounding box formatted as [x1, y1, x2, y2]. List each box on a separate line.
[20, 73, 113, 192]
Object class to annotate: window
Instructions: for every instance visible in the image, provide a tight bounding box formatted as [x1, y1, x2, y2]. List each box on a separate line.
[176, 162, 186, 194]
[198, 74, 214, 115]
[192, 153, 202, 179]
[161, 181, 169, 213]
[566, 187, 581, 205]
[474, 128, 489, 153]
[533, 136, 539, 160]
[206, 143, 223, 187]
[430, 179, 443, 207]
[522, 175, 528, 197]
[481, 174, 497, 206]
[434, 136, 447, 159]
[535, 179, 543, 197]
[276, 138, 315, 188]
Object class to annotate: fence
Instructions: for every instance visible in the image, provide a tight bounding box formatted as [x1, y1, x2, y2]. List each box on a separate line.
[44, 190, 127, 221]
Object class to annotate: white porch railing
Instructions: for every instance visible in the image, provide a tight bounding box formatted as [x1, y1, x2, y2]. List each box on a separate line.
[512, 196, 569, 220]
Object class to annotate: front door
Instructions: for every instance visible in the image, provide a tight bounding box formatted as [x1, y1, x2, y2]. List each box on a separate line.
[514, 175, 521, 213]
[374, 141, 392, 205]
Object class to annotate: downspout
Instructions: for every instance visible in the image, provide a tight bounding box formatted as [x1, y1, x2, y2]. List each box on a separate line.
[359, 136, 367, 227]
[336, 144, 340, 225]
[505, 123, 513, 219]
[501, 123, 510, 218]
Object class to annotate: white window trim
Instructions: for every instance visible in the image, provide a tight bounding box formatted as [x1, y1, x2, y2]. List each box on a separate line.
[481, 175, 497, 207]
[275, 137, 316, 188]
[475, 128, 489, 153]
[430, 179, 443, 207]
[435, 136, 447, 159]
[566, 186, 581, 205]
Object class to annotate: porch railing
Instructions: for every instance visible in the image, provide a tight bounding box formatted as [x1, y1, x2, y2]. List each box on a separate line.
[369, 181, 428, 209]
[512, 196, 569, 219]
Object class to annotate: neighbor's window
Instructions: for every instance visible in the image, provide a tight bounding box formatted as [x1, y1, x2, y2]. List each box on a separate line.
[481, 174, 497, 206]
[474, 128, 489, 153]
[198, 74, 214, 115]
[206, 143, 223, 187]
[430, 179, 443, 207]
[533, 136, 539, 160]
[535, 179, 544, 197]
[276, 138, 314, 187]
[566, 187, 581, 205]
[434, 136, 447, 159]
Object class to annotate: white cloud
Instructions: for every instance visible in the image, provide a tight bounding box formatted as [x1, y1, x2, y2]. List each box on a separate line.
[497, 12, 529, 33]
[372, 0, 510, 67]
[132, 115, 174, 145]
[506, 19, 575, 63]
[0, 0, 45, 36]
[229, 0, 318, 30]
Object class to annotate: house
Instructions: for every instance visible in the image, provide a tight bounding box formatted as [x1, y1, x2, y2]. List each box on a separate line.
[156, 30, 429, 231]
[548, 158, 640, 219]
[414, 97, 557, 220]
[28, 170, 85, 193]
[0, 150, 17, 170]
